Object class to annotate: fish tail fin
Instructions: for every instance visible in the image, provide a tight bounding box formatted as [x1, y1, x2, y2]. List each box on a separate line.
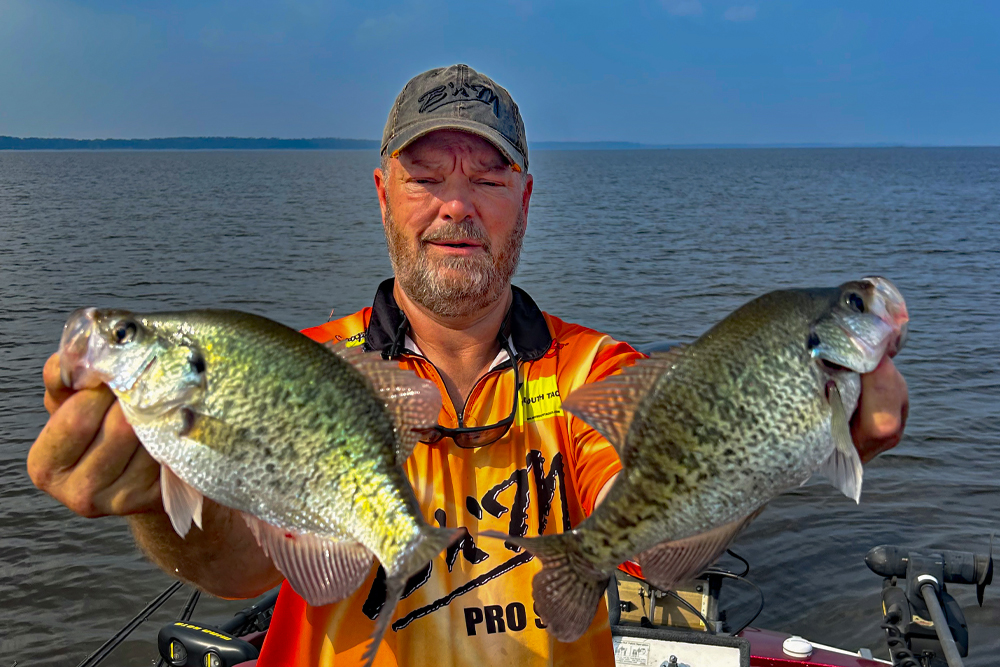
[493, 531, 609, 642]
[360, 525, 461, 667]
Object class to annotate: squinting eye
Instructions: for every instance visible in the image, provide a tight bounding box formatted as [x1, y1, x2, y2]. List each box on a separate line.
[112, 320, 137, 344]
[846, 293, 866, 313]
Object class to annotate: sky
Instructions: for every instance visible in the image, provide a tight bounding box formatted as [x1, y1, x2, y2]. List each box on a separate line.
[0, 0, 998, 145]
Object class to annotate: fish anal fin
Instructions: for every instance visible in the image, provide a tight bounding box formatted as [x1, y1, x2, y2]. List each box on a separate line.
[491, 530, 608, 643]
[637, 507, 764, 592]
[821, 382, 864, 503]
[562, 350, 683, 458]
[241, 513, 373, 606]
[326, 342, 441, 465]
[160, 464, 204, 538]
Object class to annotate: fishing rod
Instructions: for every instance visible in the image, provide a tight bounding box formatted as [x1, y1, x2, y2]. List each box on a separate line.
[76, 581, 184, 667]
[154, 589, 202, 667]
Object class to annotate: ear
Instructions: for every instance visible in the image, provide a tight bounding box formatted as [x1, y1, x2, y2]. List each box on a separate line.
[373, 164, 390, 227]
[521, 172, 533, 222]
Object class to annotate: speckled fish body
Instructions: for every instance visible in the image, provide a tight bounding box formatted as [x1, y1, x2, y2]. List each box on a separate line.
[500, 277, 908, 642]
[59, 308, 457, 666]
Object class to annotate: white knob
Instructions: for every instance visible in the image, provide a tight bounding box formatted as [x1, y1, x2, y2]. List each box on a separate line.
[782, 636, 814, 658]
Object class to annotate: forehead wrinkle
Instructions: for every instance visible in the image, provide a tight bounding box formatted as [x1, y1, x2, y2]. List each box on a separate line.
[405, 155, 449, 170]
[403, 132, 509, 174]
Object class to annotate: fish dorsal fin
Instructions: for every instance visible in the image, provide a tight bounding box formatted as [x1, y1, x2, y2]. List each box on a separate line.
[820, 382, 864, 503]
[562, 347, 685, 457]
[160, 464, 204, 538]
[636, 506, 764, 592]
[241, 512, 373, 606]
[327, 342, 441, 465]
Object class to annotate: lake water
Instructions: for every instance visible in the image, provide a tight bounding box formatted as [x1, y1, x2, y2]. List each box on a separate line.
[1, 148, 998, 665]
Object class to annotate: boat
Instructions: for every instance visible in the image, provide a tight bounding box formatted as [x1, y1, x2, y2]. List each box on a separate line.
[73, 539, 990, 667]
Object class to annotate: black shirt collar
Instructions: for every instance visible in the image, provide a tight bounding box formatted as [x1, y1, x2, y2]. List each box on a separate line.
[363, 278, 553, 362]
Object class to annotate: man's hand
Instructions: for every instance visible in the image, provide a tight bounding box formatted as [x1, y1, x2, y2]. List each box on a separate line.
[26, 352, 283, 598]
[27, 353, 163, 517]
[850, 357, 909, 464]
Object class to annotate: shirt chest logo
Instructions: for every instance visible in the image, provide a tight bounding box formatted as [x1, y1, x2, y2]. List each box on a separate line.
[517, 375, 563, 426]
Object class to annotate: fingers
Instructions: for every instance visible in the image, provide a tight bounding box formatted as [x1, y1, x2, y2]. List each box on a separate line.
[27, 381, 162, 518]
[74, 400, 143, 483]
[850, 357, 909, 464]
[91, 444, 163, 516]
[65, 401, 157, 516]
[42, 352, 74, 415]
[29, 385, 118, 478]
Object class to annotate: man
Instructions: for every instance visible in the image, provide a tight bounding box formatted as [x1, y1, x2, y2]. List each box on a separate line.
[27, 64, 908, 666]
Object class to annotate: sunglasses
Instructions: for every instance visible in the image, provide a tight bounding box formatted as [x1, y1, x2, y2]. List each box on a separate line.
[418, 337, 523, 449]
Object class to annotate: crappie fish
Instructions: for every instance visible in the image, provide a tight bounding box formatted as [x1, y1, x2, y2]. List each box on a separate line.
[495, 277, 908, 642]
[59, 308, 459, 665]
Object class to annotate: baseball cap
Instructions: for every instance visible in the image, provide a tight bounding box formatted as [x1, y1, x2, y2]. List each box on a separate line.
[381, 64, 528, 172]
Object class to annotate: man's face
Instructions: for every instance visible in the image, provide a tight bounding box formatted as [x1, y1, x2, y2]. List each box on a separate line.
[374, 130, 533, 318]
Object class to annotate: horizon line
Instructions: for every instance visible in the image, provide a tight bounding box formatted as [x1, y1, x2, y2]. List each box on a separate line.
[1, 135, 996, 150]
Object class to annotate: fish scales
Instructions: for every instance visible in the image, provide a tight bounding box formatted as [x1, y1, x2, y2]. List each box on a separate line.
[58, 307, 459, 667]
[586, 291, 845, 565]
[141, 311, 419, 551]
[492, 278, 908, 643]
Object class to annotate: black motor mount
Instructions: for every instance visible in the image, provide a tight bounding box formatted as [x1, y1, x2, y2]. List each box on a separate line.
[866, 542, 993, 667]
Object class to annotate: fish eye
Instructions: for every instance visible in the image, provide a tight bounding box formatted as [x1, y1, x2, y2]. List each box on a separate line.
[189, 352, 206, 374]
[846, 292, 866, 313]
[112, 320, 138, 345]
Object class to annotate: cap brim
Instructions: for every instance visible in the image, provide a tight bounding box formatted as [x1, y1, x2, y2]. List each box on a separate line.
[383, 118, 527, 172]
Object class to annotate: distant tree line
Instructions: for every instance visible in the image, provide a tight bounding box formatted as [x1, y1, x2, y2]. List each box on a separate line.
[0, 136, 380, 150]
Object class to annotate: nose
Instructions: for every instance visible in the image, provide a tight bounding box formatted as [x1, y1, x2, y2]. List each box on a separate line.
[60, 307, 96, 388]
[437, 179, 477, 224]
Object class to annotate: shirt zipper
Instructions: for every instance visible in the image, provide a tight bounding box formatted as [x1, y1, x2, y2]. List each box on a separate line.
[398, 350, 515, 428]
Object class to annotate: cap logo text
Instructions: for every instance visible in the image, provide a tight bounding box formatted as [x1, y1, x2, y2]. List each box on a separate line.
[418, 82, 500, 117]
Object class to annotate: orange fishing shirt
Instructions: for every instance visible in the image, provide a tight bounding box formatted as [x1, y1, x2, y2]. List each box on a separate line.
[255, 280, 643, 667]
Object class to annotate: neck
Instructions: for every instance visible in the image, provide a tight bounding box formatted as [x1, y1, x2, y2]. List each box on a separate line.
[393, 282, 512, 412]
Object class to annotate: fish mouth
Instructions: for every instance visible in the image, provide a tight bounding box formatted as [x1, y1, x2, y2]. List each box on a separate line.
[861, 276, 909, 357]
[820, 359, 852, 373]
[60, 307, 101, 389]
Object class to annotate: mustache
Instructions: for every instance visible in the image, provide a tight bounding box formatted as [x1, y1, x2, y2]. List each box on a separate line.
[420, 223, 492, 251]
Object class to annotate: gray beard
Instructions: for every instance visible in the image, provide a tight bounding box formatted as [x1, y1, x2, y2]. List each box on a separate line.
[383, 205, 526, 319]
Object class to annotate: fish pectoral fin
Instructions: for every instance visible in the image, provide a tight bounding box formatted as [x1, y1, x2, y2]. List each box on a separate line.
[327, 342, 442, 465]
[821, 383, 864, 503]
[241, 513, 374, 606]
[636, 507, 764, 593]
[562, 349, 684, 459]
[160, 464, 204, 538]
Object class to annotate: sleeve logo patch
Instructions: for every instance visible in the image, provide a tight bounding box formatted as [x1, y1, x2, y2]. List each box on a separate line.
[343, 331, 366, 348]
[516, 375, 562, 426]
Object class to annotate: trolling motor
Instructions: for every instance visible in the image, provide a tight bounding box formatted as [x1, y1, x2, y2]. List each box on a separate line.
[156, 588, 279, 667]
[865, 542, 993, 667]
